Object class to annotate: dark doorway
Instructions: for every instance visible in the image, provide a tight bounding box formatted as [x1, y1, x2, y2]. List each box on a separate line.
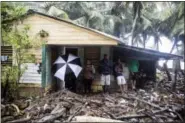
[65, 47, 78, 92]
[65, 48, 78, 56]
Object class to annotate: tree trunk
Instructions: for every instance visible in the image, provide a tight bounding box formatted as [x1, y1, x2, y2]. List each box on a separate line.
[17, 63, 21, 85]
[156, 42, 159, 51]
[171, 58, 181, 91]
[165, 37, 177, 64]
[131, 3, 139, 46]
[172, 69, 177, 91]
[163, 63, 172, 81]
[143, 38, 146, 48]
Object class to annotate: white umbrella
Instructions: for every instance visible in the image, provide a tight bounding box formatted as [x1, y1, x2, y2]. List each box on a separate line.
[53, 54, 82, 81]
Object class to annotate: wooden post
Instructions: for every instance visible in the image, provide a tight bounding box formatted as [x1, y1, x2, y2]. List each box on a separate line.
[154, 60, 157, 82]
[41, 44, 46, 89]
[46, 46, 51, 88]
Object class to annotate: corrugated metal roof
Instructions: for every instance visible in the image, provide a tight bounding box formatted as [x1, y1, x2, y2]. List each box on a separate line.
[116, 44, 183, 60]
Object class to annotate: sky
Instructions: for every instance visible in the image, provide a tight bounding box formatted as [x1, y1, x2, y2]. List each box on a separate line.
[127, 35, 184, 70]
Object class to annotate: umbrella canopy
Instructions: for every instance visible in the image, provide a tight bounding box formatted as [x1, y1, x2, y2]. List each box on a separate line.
[53, 54, 82, 81]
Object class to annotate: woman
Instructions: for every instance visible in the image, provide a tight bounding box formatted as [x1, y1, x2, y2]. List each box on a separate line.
[84, 60, 95, 94]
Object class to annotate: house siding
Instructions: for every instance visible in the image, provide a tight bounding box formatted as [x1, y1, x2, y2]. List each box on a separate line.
[18, 14, 117, 46]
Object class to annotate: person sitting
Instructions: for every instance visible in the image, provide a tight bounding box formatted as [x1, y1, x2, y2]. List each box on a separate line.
[83, 60, 95, 94]
[115, 58, 127, 94]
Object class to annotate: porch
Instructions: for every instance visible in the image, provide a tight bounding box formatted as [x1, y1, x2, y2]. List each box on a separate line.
[43, 45, 116, 92]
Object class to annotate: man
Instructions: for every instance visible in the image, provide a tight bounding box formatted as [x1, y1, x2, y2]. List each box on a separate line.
[128, 59, 139, 90]
[100, 54, 112, 93]
[115, 58, 127, 93]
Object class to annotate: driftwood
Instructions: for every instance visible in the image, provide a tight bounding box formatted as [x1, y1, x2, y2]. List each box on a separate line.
[2, 88, 184, 122]
[116, 114, 147, 120]
[37, 108, 66, 122]
[1, 116, 14, 122]
[89, 100, 103, 106]
[143, 112, 164, 122]
[72, 116, 124, 122]
[67, 102, 88, 122]
[116, 108, 168, 120]
[130, 96, 163, 110]
[10, 104, 21, 114]
[103, 110, 116, 119]
[7, 117, 31, 123]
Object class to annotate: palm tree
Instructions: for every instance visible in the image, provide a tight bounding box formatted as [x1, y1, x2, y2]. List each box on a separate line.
[16, 1, 184, 50]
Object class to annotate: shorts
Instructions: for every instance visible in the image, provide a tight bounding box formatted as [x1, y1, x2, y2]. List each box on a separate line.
[116, 76, 126, 85]
[101, 74, 110, 85]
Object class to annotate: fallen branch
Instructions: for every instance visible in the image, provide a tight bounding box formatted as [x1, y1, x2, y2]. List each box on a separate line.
[67, 102, 88, 122]
[11, 104, 20, 114]
[130, 96, 163, 110]
[116, 114, 147, 120]
[104, 111, 117, 119]
[37, 107, 66, 122]
[116, 108, 168, 120]
[72, 116, 124, 122]
[143, 112, 163, 122]
[7, 117, 31, 123]
[1, 116, 14, 122]
[89, 100, 103, 106]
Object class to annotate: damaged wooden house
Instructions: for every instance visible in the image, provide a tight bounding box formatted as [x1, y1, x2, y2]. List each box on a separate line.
[12, 9, 182, 94]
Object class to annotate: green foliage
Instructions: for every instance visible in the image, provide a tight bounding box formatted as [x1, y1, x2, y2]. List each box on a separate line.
[1, 66, 21, 100]
[1, 3, 41, 100]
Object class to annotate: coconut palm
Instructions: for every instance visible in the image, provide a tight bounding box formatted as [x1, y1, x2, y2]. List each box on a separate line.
[13, 2, 184, 50]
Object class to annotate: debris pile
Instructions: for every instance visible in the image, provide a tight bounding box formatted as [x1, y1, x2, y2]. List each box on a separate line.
[1, 86, 184, 123]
